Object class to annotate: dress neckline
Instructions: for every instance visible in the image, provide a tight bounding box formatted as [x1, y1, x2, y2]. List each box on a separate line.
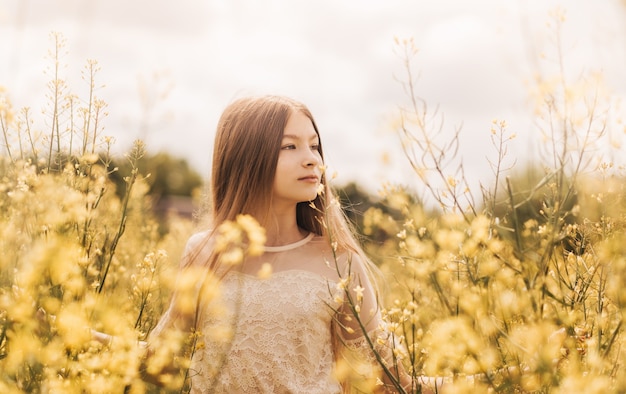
[263, 232, 315, 252]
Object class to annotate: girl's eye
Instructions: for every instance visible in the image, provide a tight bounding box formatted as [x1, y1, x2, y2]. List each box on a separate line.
[281, 144, 296, 150]
[311, 143, 319, 150]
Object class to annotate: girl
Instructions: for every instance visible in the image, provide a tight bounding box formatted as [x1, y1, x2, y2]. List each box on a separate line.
[96, 95, 435, 393]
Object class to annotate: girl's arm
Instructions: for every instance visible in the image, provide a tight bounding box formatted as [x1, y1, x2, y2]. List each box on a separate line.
[90, 232, 211, 387]
[333, 253, 525, 393]
[139, 232, 214, 386]
[334, 253, 450, 393]
[333, 252, 413, 392]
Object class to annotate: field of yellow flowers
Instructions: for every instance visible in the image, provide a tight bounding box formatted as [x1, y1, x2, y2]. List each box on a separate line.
[359, 36, 626, 393]
[2, 23, 626, 393]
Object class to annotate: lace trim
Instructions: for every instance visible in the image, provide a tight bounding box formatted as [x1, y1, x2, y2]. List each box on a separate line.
[343, 329, 389, 363]
[227, 268, 336, 283]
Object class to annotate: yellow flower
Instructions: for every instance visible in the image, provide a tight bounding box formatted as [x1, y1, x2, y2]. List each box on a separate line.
[221, 247, 244, 265]
[56, 304, 90, 349]
[447, 176, 457, 188]
[214, 221, 242, 252]
[257, 263, 272, 279]
[353, 285, 365, 302]
[336, 278, 349, 290]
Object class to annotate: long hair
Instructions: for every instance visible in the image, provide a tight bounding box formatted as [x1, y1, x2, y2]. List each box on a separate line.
[188, 95, 382, 386]
[152, 96, 380, 390]
[200, 95, 373, 272]
[211, 95, 329, 235]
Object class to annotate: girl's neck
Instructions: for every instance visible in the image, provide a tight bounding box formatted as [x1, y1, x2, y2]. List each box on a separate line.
[256, 208, 307, 247]
[263, 222, 308, 247]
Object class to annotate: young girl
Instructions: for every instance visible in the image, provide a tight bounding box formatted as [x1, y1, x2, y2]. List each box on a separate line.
[96, 95, 437, 393]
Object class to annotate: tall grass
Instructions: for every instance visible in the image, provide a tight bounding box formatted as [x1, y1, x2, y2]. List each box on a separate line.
[343, 12, 626, 394]
[2, 10, 626, 393]
[0, 32, 194, 393]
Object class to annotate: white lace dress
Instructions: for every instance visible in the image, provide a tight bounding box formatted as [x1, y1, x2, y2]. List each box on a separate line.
[188, 233, 347, 393]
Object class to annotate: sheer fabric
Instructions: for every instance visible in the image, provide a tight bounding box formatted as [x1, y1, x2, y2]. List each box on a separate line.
[186, 232, 353, 393]
[148, 230, 428, 393]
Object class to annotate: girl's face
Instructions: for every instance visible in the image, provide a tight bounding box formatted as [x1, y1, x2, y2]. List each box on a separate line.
[272, 110, 322, 206]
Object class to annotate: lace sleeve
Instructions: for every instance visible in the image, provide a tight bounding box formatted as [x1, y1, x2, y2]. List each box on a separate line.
[148, 231, 215, 339]
[341, 326, 387, 362]
[340, 328, 452, 394]
[142, 232, 212, 385]
[339, 322, 409, 372]
[334, 324, 416, 393]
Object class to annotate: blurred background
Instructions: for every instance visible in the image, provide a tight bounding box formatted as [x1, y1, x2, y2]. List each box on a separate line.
[1, 0, 625, 194]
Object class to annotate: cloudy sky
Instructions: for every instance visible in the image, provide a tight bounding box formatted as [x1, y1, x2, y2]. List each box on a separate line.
[1, 0, 625, 195]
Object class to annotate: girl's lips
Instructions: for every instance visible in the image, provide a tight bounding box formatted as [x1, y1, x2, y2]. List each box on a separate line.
[298, 175, 319, 182]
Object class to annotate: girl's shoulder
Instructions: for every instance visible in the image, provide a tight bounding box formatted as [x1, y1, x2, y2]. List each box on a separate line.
[185, 230, 213, 249]
[180, 230, 215, 268]
[306, 235, 370, 276]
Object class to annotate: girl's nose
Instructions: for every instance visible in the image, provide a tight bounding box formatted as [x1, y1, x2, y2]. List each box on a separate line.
[303, 149, 320, 167]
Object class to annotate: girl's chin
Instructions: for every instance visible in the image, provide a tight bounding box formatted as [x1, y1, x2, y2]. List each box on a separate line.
[299, 193, 319, 203]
